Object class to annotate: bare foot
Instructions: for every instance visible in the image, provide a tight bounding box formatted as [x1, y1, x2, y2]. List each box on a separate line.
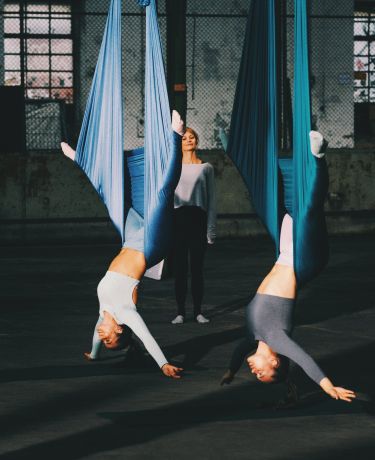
[61, 142, 76, 161]
[309, 131, 325, 158]
[172, 110, 185, 136]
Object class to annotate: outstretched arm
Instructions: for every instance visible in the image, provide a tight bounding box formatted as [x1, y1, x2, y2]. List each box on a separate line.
[119, 306, 183, 378]
[266, 331, 355, 402]
[84, 316, 103, 361]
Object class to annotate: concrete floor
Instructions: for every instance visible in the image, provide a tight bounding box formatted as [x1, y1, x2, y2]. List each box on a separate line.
[1, 236, 375, 459]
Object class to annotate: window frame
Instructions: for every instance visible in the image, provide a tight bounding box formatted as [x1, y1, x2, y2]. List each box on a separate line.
[3, 0, 74, 104]
[354, 1, 375, 103]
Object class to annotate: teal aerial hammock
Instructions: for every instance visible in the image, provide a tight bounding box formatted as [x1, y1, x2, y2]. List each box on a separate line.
[75, 0, 181, 268]
[226, 0, 329, 287]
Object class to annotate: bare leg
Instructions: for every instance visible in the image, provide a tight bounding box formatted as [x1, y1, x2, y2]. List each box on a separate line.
[61, 142, 76, 161]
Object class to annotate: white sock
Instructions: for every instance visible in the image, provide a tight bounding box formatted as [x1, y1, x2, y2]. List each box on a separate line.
[61, 142, 76, 161]
[172, 110, 185, 136]
[309, 131, 325, 158]
[171, 315, 184, 324]
[196, 314, 210, 324]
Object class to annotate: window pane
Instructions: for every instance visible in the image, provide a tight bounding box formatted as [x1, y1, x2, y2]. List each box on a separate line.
[26, 18, 49, 34]
[51, 39, 73, 54]
[354, 21, 368, 36]
[26, 72, 50, 88]
[369, 72, 375, 86]
[27, 4, 49, 13]
[51, 5, 71, 13]
[5, 55, 21, 70]
[4, 38, 20, 54]
[51, 88, 73, 103]
[51, 19, 71, 35]
[354, 73, 367, 87]
[27, 88, 50, 99]
[354, 57, 368, 71]
[354, 41, 368, 55]
[4, 4, 20, 12]
[4, 72, 21, 86]
[52, 55, 73, 71]
[369, 57, 375, 71]
[51, 4, 71, 18]
[27, 55, 50, 71]
[27, 39, 50, 55]
[52, 72, 73, 87]
[354, 88, 368, 103]
[370, 88, 375, 99]
[4, 17, 20, 34]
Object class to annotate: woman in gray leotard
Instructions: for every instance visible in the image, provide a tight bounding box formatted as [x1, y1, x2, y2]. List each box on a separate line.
[221, 133, 355, 403]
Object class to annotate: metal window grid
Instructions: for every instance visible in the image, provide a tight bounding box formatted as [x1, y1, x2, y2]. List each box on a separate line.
[3, 1, 74, 103]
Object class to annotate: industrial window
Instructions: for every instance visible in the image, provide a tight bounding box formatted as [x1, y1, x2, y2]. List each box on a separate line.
[354, 2, 375, 103]
[3, 1, 73, 103]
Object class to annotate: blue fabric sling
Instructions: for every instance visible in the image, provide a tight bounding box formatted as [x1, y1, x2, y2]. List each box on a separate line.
[226, 0, 329, 287]
[143, 0, 182, 267]
[74, 0, 181, 268]
[226, 0, 279, 255]
[75, 0, 124, 240]
[292, 0, 329, 284]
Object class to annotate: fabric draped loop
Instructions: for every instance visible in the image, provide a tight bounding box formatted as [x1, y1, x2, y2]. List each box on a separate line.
[75, 0, 124, 240]
[226, 0, 329, 287]
[74, 0, 182, 269]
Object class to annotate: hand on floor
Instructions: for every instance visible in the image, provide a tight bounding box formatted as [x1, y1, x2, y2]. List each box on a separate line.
[220, 369, 234, 386]
[325, 386, 356, 402]
[162, 363, 183, 379]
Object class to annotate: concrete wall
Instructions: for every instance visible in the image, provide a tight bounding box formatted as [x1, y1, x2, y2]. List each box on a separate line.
[1, 149, 374, 244]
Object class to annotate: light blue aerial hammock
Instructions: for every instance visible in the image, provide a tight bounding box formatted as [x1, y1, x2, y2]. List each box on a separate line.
[226, 0, 329, 287]
[75, 0, 181, 268]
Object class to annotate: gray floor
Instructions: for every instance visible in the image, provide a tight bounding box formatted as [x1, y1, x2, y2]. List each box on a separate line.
[1, 236, 375, 459]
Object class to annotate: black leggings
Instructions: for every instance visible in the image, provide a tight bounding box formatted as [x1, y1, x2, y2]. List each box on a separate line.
[173, 206, 207, 317]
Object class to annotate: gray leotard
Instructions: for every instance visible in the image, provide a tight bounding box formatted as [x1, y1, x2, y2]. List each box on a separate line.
[238, 293, 326, 385]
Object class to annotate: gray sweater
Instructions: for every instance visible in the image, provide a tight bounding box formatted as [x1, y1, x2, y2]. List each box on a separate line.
[230, 293, 326, 385]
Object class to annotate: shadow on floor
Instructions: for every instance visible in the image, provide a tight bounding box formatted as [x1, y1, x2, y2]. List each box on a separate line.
[1, 340, 374, 459]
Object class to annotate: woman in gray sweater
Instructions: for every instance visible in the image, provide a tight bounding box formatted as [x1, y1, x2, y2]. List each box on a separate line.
[221, 132, 355, 403]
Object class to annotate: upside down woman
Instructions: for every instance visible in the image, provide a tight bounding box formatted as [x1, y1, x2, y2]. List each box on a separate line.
[221, 132, 355, 403]
[61, 111, 184, 379]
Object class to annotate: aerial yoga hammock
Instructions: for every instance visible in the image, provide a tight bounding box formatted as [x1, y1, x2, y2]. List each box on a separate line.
[61, 0, 183, 379]
[220, 0, 355, 402]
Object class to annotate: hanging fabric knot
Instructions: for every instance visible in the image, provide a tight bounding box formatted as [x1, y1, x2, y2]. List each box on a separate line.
[137, 0, 151, 7]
